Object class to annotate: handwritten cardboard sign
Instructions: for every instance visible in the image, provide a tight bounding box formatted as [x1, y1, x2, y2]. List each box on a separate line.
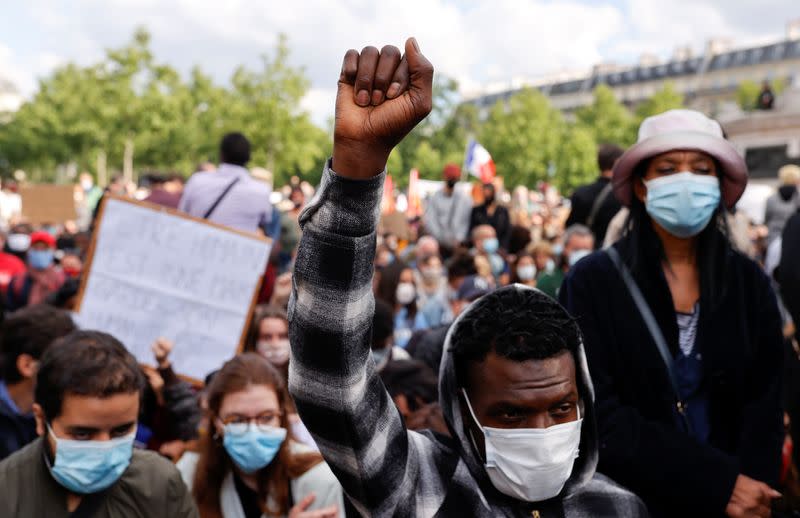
[74, 196, 271, 382]
[20, 184, 76, 224]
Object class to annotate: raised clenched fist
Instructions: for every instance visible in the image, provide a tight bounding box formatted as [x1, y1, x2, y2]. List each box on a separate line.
[332, 38, 434, 179]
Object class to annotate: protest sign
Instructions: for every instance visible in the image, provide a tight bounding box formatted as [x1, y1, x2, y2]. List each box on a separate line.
[20, 184, 76, 224]
[74, 195, 271, 382]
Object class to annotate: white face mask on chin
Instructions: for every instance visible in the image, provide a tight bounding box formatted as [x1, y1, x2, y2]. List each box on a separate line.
[462, 388, 583, 502]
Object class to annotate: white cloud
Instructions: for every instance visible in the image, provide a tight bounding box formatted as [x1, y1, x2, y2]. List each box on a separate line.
[301, 87, 336, 128]
[1, 0, 797, 122]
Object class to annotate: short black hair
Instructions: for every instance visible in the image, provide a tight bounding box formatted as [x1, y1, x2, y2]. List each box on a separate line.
[146, 173, 167, 186]
[35, 331, 145, 422]
[380, 359, 439, 410]
[597, 143, 625, 172]
[446, 253, 477, 282]
[167, 172, 185, 184]
[1, 305, 76, 383]
[219, 132, 251, 166]
[449, 287, 581, 388]
[372, 299, 395, 350]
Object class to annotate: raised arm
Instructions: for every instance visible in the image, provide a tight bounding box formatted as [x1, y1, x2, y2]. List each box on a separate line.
[288, 39, 433, 516]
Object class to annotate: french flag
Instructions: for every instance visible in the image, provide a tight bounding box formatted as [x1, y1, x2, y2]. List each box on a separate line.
[465, 139, 496, 184]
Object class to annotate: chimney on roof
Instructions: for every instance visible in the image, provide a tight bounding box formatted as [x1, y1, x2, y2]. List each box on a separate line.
[592, 62, 624, 76]
[638, 53, 660, 67]
[672, 46, 693, 61]
[705, 38, 732, 56]
[789, 19, 800, 40]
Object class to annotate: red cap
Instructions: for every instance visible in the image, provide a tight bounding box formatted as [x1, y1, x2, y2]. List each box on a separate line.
[443, 163, 461, 181]
[30, 231, 56, 248]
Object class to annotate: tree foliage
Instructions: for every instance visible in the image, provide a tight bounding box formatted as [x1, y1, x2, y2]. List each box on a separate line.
[0, 28, 329, 185]
[575, 84, 636, 147]
[736, 78, 786, 111]
[635, 83, 685, 122]
[0, 27, 698, 195]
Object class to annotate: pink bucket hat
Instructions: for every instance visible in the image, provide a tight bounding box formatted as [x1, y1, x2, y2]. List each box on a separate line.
[613, 109, 748, 209]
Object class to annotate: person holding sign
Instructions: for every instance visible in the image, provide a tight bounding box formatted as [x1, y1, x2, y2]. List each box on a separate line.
[288, 39, 647, 516]
[177, 354, 342, 518]
[0, 330, 198, 517]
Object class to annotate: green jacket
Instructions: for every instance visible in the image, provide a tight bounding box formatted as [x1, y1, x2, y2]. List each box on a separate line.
[536, 268, 565, 300]
[0, 437, 198, 517]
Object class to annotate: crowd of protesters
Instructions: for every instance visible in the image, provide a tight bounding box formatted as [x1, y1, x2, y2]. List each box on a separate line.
[0, 38, 796, 518]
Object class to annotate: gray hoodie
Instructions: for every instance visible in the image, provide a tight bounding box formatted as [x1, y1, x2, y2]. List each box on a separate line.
[289, 162, 649, 517]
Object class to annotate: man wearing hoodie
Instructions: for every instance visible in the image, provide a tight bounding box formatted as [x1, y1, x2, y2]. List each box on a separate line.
[288, 39, 648, 517]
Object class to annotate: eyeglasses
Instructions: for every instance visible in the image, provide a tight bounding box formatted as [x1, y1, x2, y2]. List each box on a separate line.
[217, 412, 282, 434]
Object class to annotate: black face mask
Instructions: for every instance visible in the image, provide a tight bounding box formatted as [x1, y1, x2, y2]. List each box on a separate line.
[447, 179, 458, 189]
[484, 195, 495, 205]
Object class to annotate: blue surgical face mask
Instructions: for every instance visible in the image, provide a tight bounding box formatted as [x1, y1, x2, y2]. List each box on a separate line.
[489, 253, 505, 276]
[28, 249, 54, 270]
[223, 424, 287, 474]
[482, 237, 499, 254]
[645, 172, 721, 239]
[568, 249, 592, 268]
[552, 244, 564, 257]
[47, 424, 135, 494]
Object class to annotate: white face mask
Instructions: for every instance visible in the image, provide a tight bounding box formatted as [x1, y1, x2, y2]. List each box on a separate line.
[567, 249, 592, 268]
[7, 233, 31, 252]
[517, 264, 536, 281]
[462, 389, 583, 502]
[256, 339, 290, 367]
[395, 282, 416, 305]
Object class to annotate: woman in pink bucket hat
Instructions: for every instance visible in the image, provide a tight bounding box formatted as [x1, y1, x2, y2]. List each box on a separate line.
[560, 110, 783, 517]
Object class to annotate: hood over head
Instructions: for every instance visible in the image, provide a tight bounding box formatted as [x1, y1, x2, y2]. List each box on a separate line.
[438, 284, 599, 503]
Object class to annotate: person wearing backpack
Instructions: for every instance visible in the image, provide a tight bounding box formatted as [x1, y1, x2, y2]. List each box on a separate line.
[179, 133, 272, 235]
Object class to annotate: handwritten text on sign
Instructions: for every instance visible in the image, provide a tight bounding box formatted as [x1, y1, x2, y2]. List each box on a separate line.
[76, 198, 271, 381]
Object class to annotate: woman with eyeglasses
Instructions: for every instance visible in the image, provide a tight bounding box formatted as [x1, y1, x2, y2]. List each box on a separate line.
[177, 353, 342, 518]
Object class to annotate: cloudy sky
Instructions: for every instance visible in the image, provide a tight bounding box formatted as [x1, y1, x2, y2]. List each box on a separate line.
[0, 0, 797, 125]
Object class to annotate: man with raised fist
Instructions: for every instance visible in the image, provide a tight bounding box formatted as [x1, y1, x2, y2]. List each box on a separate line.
[288, 39, 647, 517]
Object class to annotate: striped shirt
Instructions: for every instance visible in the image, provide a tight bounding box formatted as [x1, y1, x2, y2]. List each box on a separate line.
[676, 304, 700, 358]
[288, 161, 650, 517]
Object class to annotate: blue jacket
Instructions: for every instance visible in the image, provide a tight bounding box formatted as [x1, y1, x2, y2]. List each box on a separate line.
[560, 238, 783, 517]
[0, 393, 36, 461]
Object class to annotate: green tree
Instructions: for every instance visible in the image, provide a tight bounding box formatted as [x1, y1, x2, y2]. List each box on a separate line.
[226, 34, 329, 185]
[575, 84, 636, 147]
[479, 88, 567, 188]
[635, 83, 684, 121]
[391, 76, 463, 187]
[0, 28, 329, 184]
[737, 78, 786, 111]
[554, 124, 597, 193]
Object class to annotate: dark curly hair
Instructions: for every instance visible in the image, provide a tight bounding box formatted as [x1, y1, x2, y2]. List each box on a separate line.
[449, 287, 581, 388]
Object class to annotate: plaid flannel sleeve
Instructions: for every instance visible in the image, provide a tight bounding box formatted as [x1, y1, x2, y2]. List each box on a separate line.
[288, 160, 420, 516]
